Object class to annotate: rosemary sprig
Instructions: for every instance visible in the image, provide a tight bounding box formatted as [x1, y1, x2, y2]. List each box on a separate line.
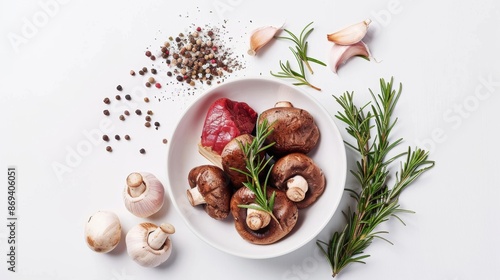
[278, 22, 326, 74]
[271, 22, 325, 91]
[232, 119, 278, 223]
[316, 78, 435, 278]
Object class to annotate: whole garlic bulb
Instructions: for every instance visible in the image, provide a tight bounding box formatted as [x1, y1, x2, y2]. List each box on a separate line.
[123, 172, 165, 218]
[84, 210, 122, 253]
[126, 222, 175, 267]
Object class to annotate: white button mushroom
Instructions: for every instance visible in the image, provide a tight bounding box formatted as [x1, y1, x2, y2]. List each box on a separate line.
[123, 172, 165, 218]
[126, 222, 175, 267]
[84, 210, 122, 253]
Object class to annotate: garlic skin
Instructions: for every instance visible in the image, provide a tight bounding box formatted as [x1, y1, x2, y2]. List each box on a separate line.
[123, 172, 165, 218]
[329, 41, 371, 74]
[327, 19, 371, 45]
[126, 222, 175, 268]
[85, 211, 122, 253]
[248, 25, 282, 56]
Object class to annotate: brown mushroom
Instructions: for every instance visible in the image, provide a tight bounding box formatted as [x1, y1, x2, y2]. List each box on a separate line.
[187, 165, 231, 220]
[258, 101, 319, 157]
[221, 134, 265, 190]
[230, 187, 298, 245]
[271, 153, 326, 209]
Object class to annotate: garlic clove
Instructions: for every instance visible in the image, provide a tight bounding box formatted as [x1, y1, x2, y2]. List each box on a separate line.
[327, 19, 371, 45]
[329, 41, 371, 74]
[248, 25, 282, 56]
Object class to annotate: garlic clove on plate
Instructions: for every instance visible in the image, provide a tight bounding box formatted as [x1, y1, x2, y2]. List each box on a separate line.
[248, 25, 282, 56]
[329, 41, 371, 74]
[327, 19, 371, 45]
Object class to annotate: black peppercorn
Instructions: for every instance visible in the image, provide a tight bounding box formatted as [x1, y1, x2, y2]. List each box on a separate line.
[102, 135, 109, 141]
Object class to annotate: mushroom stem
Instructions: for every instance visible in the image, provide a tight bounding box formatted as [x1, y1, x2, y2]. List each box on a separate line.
[187, 187, 206, 206]
[246, 204, 271, 230]
[274, 101, 294, 108]
[127, 172, 147, 198]
[286, 175, 309, 202]
[147, 223, 175, 250]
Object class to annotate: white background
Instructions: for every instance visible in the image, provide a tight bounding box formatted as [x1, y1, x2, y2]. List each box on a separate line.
[1, 0, 499, 279]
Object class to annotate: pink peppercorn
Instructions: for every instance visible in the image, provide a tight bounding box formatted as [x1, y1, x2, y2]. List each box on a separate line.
[196, 26, 201, 32]
[155, 83, 161, 88]
[145, 50, 151, 57]
[211, 59, 216, 64]
[212, 46, 217, 51]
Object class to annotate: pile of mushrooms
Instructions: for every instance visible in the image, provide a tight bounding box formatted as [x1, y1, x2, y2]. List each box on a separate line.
[187, 100, 326, 245]
[85, 172, 175, 268]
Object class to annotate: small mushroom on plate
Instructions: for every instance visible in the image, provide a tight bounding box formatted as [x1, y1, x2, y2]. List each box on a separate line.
[221, 134, 257, 190]
[84, 210, 122, 253]
[230, 187, 298, 245]
[187, 165, 231, 220]
[123, 172, 165, 218]
[258, 101, 320, 157]
[126, 222, 175, 267]
[271, 153, 326, 209]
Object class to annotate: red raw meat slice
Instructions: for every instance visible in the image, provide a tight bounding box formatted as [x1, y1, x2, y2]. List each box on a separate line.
[201, 98, 258, 155]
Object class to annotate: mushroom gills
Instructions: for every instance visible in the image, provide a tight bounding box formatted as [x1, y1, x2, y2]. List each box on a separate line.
[286, 175, 309, 202]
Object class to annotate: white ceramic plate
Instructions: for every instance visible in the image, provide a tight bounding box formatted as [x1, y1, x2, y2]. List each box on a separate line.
[166, 77, 346, 259]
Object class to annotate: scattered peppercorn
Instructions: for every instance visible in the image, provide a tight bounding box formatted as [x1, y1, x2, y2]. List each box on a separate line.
[103, 135, 109, 141]
[145, 82, 151, 87]
[103, 97, 110, 104]
[119, 115, 125, 121]
[135, 109, 142, 115]
[148, 77, 155, 83]
[150, 55, 156, 61]
[142, 67, 148, 73]
[139, 70, 144, 75]
[147, 110, 153, 115]
[154, 121, 160, 127]
[106, 146, 113, 152]
[145, 116, 151, 122]
[167, 71, 172, 77]
[144, 97, 150, 102]
[124, 135, 130, 140]
[116, 85, 123, 91]
[130, 70, 136, 76]
[145, 50, 151, 57]
[124, 110, 130, 116]
[155, 83, 161, 89]
[162, 138, 168, 144]
[125, 94, 131, 100]
[139, 148, 146, 154]
[115, 95, 121, 100]
[103, 109, 110, 116]
[151, 68, 157, 74]
[115, 135, 121, 140]
[145, 122, 151, 128]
